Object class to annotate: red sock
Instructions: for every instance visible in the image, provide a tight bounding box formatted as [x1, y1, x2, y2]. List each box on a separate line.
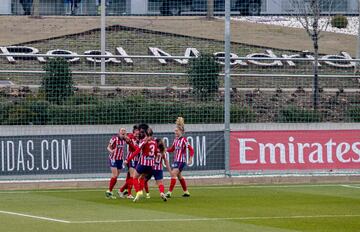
[109, 177, 117, 192]
[144, 181, 149, 193]
[127, 177, 133, 195]
[139, 178, 145, 191]
[120, 174, 130, 192]
[158, 184, 165, 194]
[169, 178, 176, 192]
[119, 182, 127, 192]
[133, 178, 140, 192]
[179, 178, 187, 192]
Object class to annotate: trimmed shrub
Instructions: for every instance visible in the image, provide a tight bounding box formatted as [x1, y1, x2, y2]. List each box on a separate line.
[331, 15, 348, 29]
[187, 54, 221, 100]
[0, 101, 13, 124]
[346, 107, 360, 122]
[1, 96, 255, 125]
[5, 100, 49, 125]
[65, 93, 101, 105]
[47, 104, 98, 125]
[231, 106, 256, 123]
[26, 100, 50, 125]
[277, 106, 322, 122]
[41, 57, 74, 104]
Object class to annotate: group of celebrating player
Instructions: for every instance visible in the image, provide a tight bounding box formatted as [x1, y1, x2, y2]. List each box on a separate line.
[105, 117, 194, 202]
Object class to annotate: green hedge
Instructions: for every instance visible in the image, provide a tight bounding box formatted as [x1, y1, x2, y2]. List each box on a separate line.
[331, 15, 348, 29]
[0, 101, 12, 123]
[3, 97, 358, 124]
[347, 107, 360, 122]
[0, 97, 255, 125]
[276, 106, 323, 122]
[1, 100, 49, 125]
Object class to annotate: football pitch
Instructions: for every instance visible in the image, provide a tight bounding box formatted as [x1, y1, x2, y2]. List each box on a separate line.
[0, 184, 359, 232]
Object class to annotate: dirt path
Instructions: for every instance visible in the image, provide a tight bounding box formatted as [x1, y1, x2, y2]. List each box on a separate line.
[0, 16, 356, 56]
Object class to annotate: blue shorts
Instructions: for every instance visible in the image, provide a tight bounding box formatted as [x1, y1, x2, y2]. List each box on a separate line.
[171, 162, 186, 172]
[129, 160, 138, 169]
[146, 170, 164, 181]
[136, 165, 153, 175]
[109, 159, 123, 170]
[152, 170, 164, 180]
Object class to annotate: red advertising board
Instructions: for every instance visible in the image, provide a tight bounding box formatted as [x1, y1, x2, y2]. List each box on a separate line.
[230, 130, 360, 171]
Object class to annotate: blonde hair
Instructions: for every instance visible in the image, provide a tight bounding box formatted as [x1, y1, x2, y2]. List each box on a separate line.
[176, 117, 185, 132]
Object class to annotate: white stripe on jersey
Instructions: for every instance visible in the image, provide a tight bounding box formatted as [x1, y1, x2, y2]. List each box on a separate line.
[109, 136, 125, 160]
[153, 152, 163, 170]
[174, 137, 188, 163]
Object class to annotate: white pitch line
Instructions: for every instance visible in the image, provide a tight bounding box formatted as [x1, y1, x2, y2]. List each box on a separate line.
[71, 214, 360, 224]
[0, 189, 100, 194]
[0, 184, 352, 194]
[191, 184, 345, 189]
[341, 185, 360, 189]
[0, 210, 70, 223]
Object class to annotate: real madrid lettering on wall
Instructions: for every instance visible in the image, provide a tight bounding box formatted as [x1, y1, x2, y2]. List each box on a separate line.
[0, 46, 356, 68]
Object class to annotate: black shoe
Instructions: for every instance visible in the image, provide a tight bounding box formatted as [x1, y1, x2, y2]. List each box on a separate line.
[123, 189, 128, 196]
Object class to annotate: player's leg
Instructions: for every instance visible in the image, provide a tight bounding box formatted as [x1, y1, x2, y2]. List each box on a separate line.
[166, 166, 180, 198]
[127, 164, 137, 198]
[133, 167, 144, 202]
[177, 170, 190, 197]
[139, 173, 146, 191]
[155, 171, 167, 202]
[144, 177, 151, 199]
[106, 165, 120, 199]
[118, 171, 130, 198]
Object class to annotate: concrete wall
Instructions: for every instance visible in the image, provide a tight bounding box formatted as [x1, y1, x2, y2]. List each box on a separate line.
[0, 0, 12, 14]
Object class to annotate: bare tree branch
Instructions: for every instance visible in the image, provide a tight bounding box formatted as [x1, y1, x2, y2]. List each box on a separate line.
[289, 0, 335, 110]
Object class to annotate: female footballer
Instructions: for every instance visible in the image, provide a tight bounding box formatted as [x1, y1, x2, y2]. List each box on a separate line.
[105, 128, 135, 199]
[166, 117, 194, 198]
[144, 138, 171, 201]
[124, 124, 157, 202]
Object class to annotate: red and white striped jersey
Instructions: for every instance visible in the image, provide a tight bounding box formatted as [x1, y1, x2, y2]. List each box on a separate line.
[138, 139, 157, 166]
[108, 136, 126, 160]
[126, 133, 140, 161]
[153, 149, 165, 171]
[167, 136, 194, 162]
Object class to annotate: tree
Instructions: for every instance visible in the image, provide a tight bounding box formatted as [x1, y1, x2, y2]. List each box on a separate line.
[41, 58, 74, 104]
[290, 0, 333, 109]
[187, 54, 221, 100]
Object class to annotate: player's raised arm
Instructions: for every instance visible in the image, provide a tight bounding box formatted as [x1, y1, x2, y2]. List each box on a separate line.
[125, 145, 141, 164]
[167, 141, 175, 153]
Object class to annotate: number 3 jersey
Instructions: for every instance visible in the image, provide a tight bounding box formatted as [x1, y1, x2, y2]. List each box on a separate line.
[137, 139, 158, 167]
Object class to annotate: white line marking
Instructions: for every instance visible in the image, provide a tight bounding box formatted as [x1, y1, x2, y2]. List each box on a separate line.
[0, 184, 353, 194]
[191, 184, 346, 189]
[0, 210, 70, 223]
[71, 214, 360, 224]
[341, 185, 360, 189]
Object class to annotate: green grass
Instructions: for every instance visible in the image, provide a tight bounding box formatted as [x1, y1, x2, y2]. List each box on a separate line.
[0, 184, 359, 232]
